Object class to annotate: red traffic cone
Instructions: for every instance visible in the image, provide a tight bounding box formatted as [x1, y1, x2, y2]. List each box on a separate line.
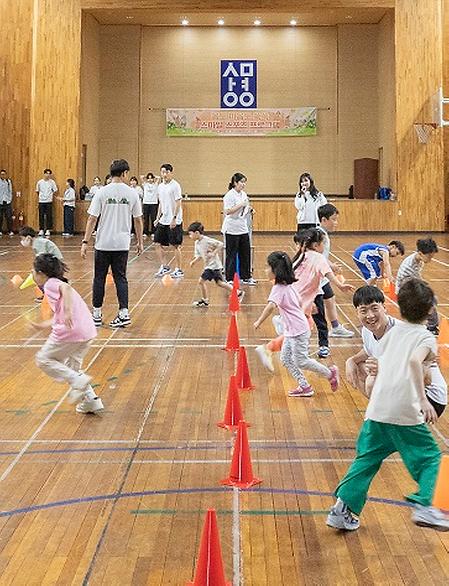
[221, 420, 262, 489]
[217, 375, 248, 431]
[187, 509, 231, 586]
[236, 346, 255, 391]
[228, 286, 240, 313]
[224, 314, 240, 352]
[438, 317, 449, 345]
[388, 281, 397, 301]
[233, 272, 240, 291]
[433, 455, 449, 512]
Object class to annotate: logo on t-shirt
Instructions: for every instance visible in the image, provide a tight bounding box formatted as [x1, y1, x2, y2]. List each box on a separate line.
[106, 197, 130, 205]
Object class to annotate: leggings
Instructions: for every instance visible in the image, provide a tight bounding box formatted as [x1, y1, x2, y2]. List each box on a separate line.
[280, 330, 331, 387]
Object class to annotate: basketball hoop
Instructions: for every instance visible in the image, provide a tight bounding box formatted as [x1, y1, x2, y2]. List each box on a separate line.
[414, 122, 437, 144]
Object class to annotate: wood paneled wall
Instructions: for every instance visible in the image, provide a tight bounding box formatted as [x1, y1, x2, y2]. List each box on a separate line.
[0, 0, 82, 232]
[443, 0, 449, 221]
[81, 1, 395, 10]
[395, 0, 445, 231]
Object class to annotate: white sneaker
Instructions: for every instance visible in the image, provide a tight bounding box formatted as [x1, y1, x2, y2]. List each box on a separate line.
[255, 345, 274, 373]
[38, 230, 44, 236]
[8, 232, 13, 237]
[329, 324, 354, 338]
[45, 230, 51, 237]
[154, 265, 170, 277]
[272, 315, 284, 336]
[241, 278, 257, 286]
[327, 498, 360, 531]
[68, 373, 92, 403]
[76, 397, 104, 414]
[62, 233, 69, 237]
[171, 268, 184, 279]
[412, 505, 449, 531]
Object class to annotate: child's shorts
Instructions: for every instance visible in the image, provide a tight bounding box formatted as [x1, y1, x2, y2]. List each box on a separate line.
[353, 257, 382, 280]
[201, 268, 224, 282]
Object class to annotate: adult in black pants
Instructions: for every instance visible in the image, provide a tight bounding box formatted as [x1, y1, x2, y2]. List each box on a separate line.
[141, 172, 160, 236]
[222, 172, 256, 285]
[0, 169, 14, 235]
[35, 168, 58, 236]
[81, 159, 143, 329]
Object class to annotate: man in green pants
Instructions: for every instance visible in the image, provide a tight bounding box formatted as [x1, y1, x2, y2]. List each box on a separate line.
[327, 278, 449, 532]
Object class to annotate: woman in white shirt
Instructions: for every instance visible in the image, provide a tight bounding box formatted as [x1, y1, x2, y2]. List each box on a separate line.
[294, 172, 327, 232]
[222, 172, 256, 285]
[62, 178, 76, 236]
[85, 176, 102, 202]
[140, 172, 160, 237]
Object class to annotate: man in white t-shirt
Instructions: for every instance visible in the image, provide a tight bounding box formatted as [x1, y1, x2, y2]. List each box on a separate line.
[153, 163, 183, 278]
[36, 168, 58, 237]
[81, 159, 143, 328]
[328, 279, 449, 532]
[345, 285, 446, 416]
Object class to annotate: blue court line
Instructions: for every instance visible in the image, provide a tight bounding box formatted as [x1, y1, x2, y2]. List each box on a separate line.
[0, 443, 356, 457]
[0, 486, 412, 518]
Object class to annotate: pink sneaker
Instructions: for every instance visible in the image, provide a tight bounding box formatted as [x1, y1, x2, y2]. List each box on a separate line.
[288, 384, 314, 397]
[328, 365, 339, 392]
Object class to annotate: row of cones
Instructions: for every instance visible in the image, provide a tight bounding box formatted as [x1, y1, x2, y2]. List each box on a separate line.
[188, 275, 260, 584]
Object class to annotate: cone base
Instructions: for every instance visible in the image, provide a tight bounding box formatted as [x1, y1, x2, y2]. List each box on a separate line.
[217, 421, 250, 431]
[220, 476, 262, 489]
[187, 582, 231, 586]
[223, 347, 239, 352]
[238, 385, 255, 392]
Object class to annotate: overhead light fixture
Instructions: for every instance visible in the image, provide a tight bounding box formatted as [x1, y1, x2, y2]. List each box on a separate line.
[290, 19, 297, 26]
[125, 15, 134, 20]
[181, 18, 189, 26]
[217, 18, 225, 26]
[346, 15, 353, 19]
[254, 19, 261, 26]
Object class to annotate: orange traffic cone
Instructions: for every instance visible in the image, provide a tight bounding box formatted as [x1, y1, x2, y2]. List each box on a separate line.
[382, 278, 390, 294]
[236, 346, 255, 391]
[41, 295, 53, 320]
[217, 375, 246, 431]
[187, 509, 231, 586]
[224, 314, 240, 352]
[433, 455, 449, 512]
[221, 420, 262, 489]
[228, 286, 240, 313]
[233, 272, 240, 291]
[388, 281, 397, 301]
[438, 318, 449, 345]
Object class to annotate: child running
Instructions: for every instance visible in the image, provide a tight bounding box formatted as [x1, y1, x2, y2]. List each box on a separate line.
[327, 278, 449, 532]
[19, 226, 64, 302]
[31, 254, 104, 414]
[395, 237, 439, 334]
[256, 229, 354, 370]
[254, 251, 339, 397]
[188, 222, 244, 307]
[353, 240, 404, 285]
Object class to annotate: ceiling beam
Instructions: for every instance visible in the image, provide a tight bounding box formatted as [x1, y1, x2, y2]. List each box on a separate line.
[81, 1, 395, 10]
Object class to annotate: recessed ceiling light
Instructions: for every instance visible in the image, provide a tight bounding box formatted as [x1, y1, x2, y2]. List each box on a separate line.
[290, 19, 297, 26]
[254, 19, 261, 26]
[125, 15, 134, 20]
[217, 18, 225, 26]
[181, 18, 189, 26]
[346, 15, 353, 19]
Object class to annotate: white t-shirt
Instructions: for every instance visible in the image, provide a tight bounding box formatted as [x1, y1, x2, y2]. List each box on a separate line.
[295, 191, 327, 225]
[157, 180, 182, 225]
[36, 179, 57, 203]
[316, 225, 331, 287]
[362, 317, 447, 405]
[221, 189, 250, 235]
[365, 321, 438, 425]
[63, 187, 76, 207]
[131, 185, 143, 201]
[88, 182, 142, 251]
[194, 236, 223, 270]
[143, 182, 158, 204]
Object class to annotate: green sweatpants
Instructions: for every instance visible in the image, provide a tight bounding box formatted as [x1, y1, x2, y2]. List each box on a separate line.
[336, 419, 441, 516]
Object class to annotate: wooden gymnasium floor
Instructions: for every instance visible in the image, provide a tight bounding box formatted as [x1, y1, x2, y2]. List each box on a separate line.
[0, 232, 448, 585]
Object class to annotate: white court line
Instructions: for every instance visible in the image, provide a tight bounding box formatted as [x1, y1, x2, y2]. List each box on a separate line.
[432, 258, 449, 268]
[232, 487, 242, 586]
[0, 245, 161, 483]
[0, 251, 9, 256]
[0, 437, 356, 444]
[10, 458, 403, 465]
[0, 342, 365, 349]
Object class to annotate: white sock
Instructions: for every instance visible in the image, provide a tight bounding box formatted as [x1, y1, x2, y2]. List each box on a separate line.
[119, 308, 129, 319]
[83, 385, 97, 401]
[92, 307, 102, 318]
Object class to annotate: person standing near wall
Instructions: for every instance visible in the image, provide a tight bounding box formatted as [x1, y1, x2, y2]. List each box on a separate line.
[80, 159, 143, 328]
[36, 168, 58, 237]
[141, 172, 160, 238]
[61, 178, 76, 237]
[222, 172, 256, 285]
[0, 169, 14, 236]
[295, 172, 327, 231]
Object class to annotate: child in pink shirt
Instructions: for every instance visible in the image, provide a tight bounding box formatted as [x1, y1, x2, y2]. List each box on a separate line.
[254, 251, 339, 397]
[31, 254, 103, 414]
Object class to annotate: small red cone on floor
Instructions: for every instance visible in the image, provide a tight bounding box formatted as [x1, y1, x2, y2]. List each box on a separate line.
[224, 314, 240, 352]
[187, 509, 231, 586]
[233, 272, 240, 291]
[217, 375, 247, 431]
[221, 420, 262, 489]
[438, 318, 449, 345]
[228, 286, 240, 313]
[236, 346, 255, 391]
[388, 281, 397, 301]
[433, 455, 449, 511]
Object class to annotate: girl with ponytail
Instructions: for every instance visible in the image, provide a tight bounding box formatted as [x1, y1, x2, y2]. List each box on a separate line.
[254, 250, 340, 398]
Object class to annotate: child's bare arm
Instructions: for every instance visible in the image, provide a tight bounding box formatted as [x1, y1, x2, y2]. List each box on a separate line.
[254, 302, 276, 329]
[381, 250, 394, 282]
[410, 346, 437, 423]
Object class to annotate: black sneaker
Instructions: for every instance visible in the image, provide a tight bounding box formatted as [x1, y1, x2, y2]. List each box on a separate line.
[109, 315, 131, 328]
[92, 312, 103, 327]
[193, 299, 209, 307]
